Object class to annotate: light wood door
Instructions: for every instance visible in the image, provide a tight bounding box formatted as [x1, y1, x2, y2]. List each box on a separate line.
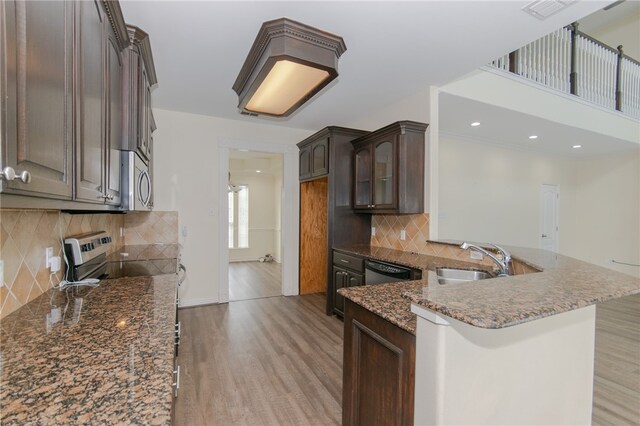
[299, 177, 328, 294]
[1, 0, 73, 198]
[75, 0, 105, 203]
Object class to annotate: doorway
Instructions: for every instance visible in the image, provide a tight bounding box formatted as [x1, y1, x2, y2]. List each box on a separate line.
[227, 149, 283, 301]
[217, 141, 299, 303]
[540, 184, 560, 253]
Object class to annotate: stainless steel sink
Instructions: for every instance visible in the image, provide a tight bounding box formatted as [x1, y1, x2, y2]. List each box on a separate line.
[435, 267, 494, 285]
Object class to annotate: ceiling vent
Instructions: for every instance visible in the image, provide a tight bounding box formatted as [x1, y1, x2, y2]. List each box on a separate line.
[522, 0, 576, 20]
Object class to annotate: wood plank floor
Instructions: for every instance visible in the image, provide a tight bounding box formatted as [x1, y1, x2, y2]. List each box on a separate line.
[592, 293, 640, 426]
[175, 293, 639, 426]
[174, 293, 343, 426]
[229, 261, 282, 301]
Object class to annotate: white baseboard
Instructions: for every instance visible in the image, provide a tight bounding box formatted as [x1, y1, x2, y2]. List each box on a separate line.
[179, 297, 220, 308]
[229, 257, 261, 262]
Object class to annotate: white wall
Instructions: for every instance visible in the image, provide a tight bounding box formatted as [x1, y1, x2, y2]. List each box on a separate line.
[564, 151, 640, 277]
[439, 136, 575, 248]
[439, 135, 640, 278]
[152, 109, 311, 306]
[588, 11, 640, 61]
[228, 158, 283, 262]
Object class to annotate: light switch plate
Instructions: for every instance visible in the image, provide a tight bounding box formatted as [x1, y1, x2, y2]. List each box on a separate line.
[400, 230, 406, 241]
[371, 227, 376, 236]
[45, 247, 54, 268]
[0, 259, 4, 287]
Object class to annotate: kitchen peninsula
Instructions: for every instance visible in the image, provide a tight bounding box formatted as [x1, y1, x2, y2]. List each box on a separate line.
[338, 241, 640, 425]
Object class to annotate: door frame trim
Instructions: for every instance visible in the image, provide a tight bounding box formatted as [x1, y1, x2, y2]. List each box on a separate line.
[218, 139, 299, 303]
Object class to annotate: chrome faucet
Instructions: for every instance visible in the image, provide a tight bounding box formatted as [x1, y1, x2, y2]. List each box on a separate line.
[460, 242, 512, 277]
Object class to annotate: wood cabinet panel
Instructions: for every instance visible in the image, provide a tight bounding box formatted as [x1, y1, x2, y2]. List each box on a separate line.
[343, 300, 415, 426]
[299, 145, 312, 180]
[106, 34, 122, 205]
[0, 0, 73, 198]
[311, 138, 329, 177]
[75, 0, 105, 203]
[351, 121, 427, 214]
[299, 177, 328, 294]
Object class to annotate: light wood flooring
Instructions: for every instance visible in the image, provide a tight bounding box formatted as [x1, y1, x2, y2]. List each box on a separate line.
[229, 261, 281, 301]
[174, 293, 343, 426]
[175, 293, 639, 426]
[592, 293, 640, 425]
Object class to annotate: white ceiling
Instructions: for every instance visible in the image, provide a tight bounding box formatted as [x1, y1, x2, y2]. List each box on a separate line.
[439, 93, 640, 158]
[120, 0, 610, 131]
[578, 0, 640, 35]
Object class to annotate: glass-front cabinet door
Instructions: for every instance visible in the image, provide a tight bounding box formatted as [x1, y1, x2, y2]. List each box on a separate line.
[373, 140, 395, 208]
[353, 146, 372, 209]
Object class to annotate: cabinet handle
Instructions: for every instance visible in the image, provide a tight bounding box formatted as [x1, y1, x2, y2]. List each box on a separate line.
[1, 167, 31, 184]
[340, 259, 349, 264]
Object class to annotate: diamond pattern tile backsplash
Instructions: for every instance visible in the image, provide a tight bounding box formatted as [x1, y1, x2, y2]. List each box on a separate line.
[0, 209, 179, 319]
[123, 211, 178, 245]
[371, 213, 431, 253]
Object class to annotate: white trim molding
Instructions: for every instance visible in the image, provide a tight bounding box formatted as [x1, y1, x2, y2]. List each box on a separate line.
[218, 139, 300, 303]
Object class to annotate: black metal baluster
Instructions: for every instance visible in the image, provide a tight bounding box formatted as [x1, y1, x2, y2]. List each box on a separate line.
[570, 22, 578, 95]
[615, 45, 624, 112]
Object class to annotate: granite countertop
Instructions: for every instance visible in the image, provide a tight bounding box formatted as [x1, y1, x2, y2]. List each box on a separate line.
[337, 244, 640, 332]
[107, 244, 180, 262]
[0, 275, 177, 424]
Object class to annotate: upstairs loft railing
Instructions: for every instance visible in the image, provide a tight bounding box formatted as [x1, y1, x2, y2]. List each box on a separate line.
[490, 23, 640, 119]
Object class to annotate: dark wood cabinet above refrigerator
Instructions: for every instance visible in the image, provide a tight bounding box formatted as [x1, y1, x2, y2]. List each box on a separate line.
[297, 127, 371, 315]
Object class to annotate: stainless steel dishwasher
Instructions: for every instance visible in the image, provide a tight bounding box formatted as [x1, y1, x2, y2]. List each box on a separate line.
[364, 259, 413, 284]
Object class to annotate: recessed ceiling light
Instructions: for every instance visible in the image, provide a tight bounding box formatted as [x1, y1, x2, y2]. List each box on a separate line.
[256, 170, 262, 173]
[238, 149, 249, 152]
[528, 135, 538, 140]
[572, 144, 582, 149]
[470, 122, 481, 127]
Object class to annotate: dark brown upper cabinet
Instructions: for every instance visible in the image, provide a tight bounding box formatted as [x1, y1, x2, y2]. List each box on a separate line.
[75, 0, 129, 206]
[122, 25, 157, 165]
[298, 136, 330, 181]
[352, 121, 428, 214]
[0, 0, 74, 199]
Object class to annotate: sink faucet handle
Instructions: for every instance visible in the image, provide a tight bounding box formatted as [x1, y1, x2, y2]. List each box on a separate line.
[489, 244, 511, 260]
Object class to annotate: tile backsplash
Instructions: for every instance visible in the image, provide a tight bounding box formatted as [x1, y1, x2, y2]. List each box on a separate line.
[123, 211, 179, 245]
[0, 209, 179, 319]
[371, 213, 431, 252]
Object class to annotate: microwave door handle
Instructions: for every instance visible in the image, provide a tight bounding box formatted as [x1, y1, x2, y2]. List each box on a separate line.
[137, 171, 145, 205]
[141, 170, 151, 206]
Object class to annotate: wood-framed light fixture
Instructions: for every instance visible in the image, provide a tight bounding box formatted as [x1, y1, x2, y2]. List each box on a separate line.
[233, 18, 346, 118]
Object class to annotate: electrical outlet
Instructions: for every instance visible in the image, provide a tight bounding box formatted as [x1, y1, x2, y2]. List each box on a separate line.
[371, 227, 376, 236]
[120, 227, 125, 237]
[470, 251, 483, 261]
[45, 247, 54, 268]
[0, 259, 4, 288]
[400, 229, 406, 241]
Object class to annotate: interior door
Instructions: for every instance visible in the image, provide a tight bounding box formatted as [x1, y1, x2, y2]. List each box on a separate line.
[540, 184, 559, 252]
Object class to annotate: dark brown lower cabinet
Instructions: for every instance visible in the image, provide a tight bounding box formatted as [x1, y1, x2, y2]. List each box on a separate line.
[343, 300, 415, 426]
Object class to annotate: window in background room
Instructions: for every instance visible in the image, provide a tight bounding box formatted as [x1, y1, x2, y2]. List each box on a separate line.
[229, 185, 249, 249]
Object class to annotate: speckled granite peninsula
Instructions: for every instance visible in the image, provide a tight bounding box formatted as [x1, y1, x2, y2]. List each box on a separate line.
[337, 243, 640, 330]
[0, 274, 177, 425]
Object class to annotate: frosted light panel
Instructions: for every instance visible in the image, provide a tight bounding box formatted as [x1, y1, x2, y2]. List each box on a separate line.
[246, 60, 330, 115]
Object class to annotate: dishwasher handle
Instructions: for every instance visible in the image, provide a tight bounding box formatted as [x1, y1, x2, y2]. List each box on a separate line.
[365, 260, 412, 279]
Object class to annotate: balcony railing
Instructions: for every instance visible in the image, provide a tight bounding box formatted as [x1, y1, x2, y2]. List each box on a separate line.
[490, 23, 640, 119]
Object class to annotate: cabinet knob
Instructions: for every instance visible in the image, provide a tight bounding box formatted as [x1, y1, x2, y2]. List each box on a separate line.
[1, 167, 31, 184]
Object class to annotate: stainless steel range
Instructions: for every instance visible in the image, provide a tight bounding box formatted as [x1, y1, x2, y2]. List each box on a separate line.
[63, 231, 113, 281]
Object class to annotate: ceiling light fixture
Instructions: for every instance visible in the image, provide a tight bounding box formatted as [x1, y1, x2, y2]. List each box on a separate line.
[233, 18, 346, 118]
[572, 144, 582, 149]
[470, 122, 481, 127]
[529, 135, 538, 139]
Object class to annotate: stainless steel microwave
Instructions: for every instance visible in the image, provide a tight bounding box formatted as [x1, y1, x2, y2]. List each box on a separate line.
[121, 151, 152, 211]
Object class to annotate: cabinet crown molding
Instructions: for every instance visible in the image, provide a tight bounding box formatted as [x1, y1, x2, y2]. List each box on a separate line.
[103, 1, 130, 50]
[127, 24, 158, 87]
